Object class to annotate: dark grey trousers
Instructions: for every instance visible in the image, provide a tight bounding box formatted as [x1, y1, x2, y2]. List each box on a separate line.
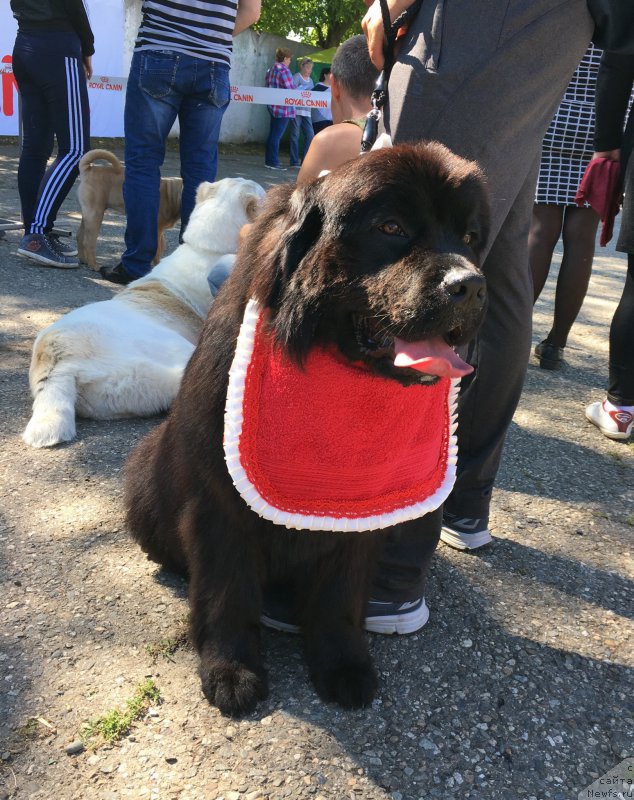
[373, 0, 593, 600]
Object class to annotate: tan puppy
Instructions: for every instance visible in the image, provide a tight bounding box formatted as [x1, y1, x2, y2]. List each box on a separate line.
[76, 149, 183, 269]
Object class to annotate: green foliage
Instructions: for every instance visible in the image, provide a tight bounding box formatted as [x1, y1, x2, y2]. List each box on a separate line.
[145, 617, 189, 663]
[82, 679, 161, 745]
[256, 0, 365, 49]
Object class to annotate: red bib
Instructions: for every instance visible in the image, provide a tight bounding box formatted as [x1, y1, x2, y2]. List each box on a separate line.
[224, 300, 459, 531]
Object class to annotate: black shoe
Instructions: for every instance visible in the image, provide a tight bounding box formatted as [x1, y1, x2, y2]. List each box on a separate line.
[534, 339, 564, 370]
[99, 262, 135, 285]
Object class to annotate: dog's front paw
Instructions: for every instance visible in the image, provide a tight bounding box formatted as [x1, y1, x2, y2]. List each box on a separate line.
[311, 659, 378, 709]
[199, 661, 268, 717]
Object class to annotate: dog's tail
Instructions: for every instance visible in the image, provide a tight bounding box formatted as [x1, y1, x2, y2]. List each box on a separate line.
[78, 148, 123, 177]
[22, 331, 78, 448]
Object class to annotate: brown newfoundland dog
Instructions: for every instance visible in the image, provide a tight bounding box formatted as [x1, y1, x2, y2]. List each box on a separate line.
[125, 142, 490, 717]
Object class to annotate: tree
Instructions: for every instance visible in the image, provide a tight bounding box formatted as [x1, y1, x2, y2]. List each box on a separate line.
[256, 0, 364, 50]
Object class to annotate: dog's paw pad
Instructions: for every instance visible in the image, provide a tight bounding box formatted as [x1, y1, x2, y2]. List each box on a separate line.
[313, 660, 378, 709]
[200, 663, 268, 717]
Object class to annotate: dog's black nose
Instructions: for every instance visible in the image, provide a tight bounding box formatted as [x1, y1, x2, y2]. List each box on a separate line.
[445, 272, 487, 309]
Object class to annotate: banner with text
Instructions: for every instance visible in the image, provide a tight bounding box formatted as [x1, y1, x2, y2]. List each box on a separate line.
[0, 0, 126, 137]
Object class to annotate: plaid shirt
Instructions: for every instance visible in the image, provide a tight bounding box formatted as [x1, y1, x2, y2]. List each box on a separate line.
[265, 62, 296, 119]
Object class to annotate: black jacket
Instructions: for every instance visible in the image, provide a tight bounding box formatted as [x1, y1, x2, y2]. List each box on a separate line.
[589, 0, 634, 54]
[594, 53, 634, 174]
[11, 0, 95, 57]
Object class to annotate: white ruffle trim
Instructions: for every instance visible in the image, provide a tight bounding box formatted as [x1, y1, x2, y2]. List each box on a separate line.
[224, 299, 459, 532]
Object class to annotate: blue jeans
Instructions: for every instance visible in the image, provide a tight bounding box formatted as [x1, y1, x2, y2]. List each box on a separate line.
[265, 113, 290, 167]
[122, 50, 230, 277]
[207, 253, 236, 298]
[289, 114, 314, 165]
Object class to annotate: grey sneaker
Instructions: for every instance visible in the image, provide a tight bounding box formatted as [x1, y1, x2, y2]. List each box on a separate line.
[17, 233, 79, 268]
[365, 597, 429, 634]
[440, 511, 493, 551]
[261, 595, 429, 635]
[49, 233, 78, 257]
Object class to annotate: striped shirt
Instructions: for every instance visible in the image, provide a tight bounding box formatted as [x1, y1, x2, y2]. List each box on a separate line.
[135, 0, 238, 67]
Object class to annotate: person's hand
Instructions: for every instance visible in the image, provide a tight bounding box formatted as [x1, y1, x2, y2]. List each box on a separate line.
[594, 149, 620, 161]
[83, 55, 93, 80]
[362, 0, 415, 69]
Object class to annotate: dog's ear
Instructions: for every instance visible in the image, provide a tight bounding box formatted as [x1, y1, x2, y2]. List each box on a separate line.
[244, 194, 262, 222]
[257, 181, 324, 310]
[195, 181, 217, 205]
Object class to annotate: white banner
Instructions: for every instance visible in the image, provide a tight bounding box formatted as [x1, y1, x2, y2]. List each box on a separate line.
[0, 0, 126, 137]
[230, 85, 331, 111]
[0, 10, 18, 136]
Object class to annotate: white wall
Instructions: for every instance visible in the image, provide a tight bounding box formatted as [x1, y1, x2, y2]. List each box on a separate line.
[222, 30, 319, 144]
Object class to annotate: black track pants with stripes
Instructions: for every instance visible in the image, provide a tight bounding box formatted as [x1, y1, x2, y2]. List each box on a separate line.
[12, 30, 90, 234]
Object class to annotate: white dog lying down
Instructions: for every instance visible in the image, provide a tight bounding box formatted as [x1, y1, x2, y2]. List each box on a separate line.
[23, 177, 266, 448]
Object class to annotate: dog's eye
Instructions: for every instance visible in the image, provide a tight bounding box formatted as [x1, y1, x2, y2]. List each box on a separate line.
[463, 232, 478, 246]
[379, 221, 406, 237]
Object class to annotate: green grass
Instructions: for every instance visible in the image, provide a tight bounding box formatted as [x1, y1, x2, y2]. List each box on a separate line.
[82, 679, 161, 745]
[145, 616, 190, 663]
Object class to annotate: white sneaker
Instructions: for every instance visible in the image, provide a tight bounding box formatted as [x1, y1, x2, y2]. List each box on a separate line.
[585, 400, 633, 441]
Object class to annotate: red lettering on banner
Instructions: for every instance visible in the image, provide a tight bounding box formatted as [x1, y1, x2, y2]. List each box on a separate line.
[285, 97, 306, 107]
[1, 55, 18, 117]
[306, 99, 327, 108]
[232, 93, 254, 103]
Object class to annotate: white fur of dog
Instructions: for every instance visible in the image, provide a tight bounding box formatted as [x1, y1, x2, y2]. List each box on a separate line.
[23, 177, 266, 448]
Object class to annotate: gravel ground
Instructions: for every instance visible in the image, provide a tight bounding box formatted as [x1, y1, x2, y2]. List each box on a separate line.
[0, 139, 633, 800]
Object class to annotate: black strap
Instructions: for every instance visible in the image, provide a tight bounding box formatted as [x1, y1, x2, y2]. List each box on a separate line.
[360, 0, 423, 153]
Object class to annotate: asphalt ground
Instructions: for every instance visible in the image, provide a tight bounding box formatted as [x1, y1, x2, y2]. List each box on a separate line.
[0, 139, 632, 800]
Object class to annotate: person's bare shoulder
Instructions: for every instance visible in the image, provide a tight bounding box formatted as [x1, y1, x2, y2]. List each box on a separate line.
[297, 124, 364, 185]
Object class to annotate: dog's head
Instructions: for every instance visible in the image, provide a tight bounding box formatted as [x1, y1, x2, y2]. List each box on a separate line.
[245, 142, 490, 385]
[183, 178, 266, 256]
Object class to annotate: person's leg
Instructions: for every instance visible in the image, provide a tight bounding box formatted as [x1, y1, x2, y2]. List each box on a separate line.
[381, 0, 592, 559]
[445, 165, 538, 521]
[17, 32, 89, 236]
[12, 34, 54, 231]
[607, 253, 634, 406]
[529, 204, 564, 302]
[265, 115, 288, 168]
[289, 116, 301, 166]
[178, 58, 230, 234]
[300, 115, 314, 161]
[545, 205, 600, 347]
[121, 50, 180, 278]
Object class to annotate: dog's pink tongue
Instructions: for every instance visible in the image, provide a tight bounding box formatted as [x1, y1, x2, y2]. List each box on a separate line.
[394, 336, 473, 378]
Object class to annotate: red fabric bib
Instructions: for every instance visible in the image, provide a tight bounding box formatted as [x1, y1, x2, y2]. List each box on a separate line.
[224, 301, 459, 531]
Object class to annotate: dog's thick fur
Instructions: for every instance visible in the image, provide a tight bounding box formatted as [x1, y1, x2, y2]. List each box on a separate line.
[125, 143, 490, 716]
[23, 178, 265, 448]
[76, 149, 183, 269]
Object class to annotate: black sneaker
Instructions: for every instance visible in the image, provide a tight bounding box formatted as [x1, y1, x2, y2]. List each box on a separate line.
[99, 262, 136, 285]
[534, 339, 564, 370]
[49, 233, 78, 257]
[261, 595, 429, 635]
[17, 233, 79, 268]
[264, 164, 287, 171]
[440, 511, 493, 551]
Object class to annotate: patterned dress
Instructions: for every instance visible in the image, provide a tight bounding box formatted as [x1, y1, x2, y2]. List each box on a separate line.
[536, 43, 602, 205]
